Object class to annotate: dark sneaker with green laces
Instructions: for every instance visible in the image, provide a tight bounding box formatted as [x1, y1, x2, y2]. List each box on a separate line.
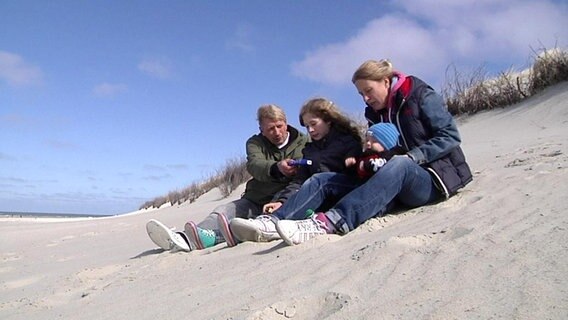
[184, 221, 216, 250]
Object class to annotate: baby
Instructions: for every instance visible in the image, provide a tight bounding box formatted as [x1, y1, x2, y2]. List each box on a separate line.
[345, 122, 402, 179]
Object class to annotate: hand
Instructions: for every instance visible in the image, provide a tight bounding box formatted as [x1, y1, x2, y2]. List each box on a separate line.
[263, 202, 283, 214]
[277, 159, 298, 177]
[345, 157, 356, 167]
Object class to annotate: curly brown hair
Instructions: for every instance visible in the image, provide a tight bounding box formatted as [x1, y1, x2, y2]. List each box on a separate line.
[299, 97, 363, 145]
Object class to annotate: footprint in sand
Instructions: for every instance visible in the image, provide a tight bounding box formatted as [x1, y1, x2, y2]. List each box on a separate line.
[46, 235, 77, 247]
[391, 232, 446, 246]
[249, 291, 355, 319]
[505, 144, 565, 169]
[351, 240, 386, 261]
[2, 252, 22, 262]
[468, 195, 483, 204]
[0, 266, 14, 275]
[3, 275, 43, 289]
[81, 231, 99, 237]
[39, 263, 128, 309]
[76, 264, 123, 282]
[56, 255, 77, 262]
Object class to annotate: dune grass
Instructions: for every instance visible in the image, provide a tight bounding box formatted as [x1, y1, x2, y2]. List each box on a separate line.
[140, 47, 567, 210]
[443, 46, 567, 115]
[139, 156, 250, 210]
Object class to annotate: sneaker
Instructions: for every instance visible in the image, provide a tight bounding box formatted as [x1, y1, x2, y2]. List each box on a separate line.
[217, 212, 238, 247]
[184, 221, 217, 250]
[229, 215, 281, 243]
[146, 219, 191, 252]
[276, 214, 331, 246]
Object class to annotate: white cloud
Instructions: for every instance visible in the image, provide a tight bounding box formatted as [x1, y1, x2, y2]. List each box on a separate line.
[0, 51, 43, 87]
[291, 0, 568, 87]
[138, 58, 172, 79]
[93, 82, 127, 97]
[399, 0, 568, 62]
[226, 23, 255, 53]
[291, 16, 448, 86]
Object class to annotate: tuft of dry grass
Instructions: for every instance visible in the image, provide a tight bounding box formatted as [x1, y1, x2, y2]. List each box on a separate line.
[215, 157, 251, 198]
[443, 46, 567, 116]
[140, 47, 567, 210]
[528, 46, 568, 95]
[139, 156, 250, 210]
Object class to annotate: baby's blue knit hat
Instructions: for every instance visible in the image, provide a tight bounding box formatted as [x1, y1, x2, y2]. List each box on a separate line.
[367, 123, 399, 150]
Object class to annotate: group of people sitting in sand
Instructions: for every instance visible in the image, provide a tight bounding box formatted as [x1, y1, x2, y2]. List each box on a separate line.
[146, 59, 473, 252]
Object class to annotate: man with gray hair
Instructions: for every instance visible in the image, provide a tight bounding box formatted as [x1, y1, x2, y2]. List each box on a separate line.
[146, 104, 309, 252]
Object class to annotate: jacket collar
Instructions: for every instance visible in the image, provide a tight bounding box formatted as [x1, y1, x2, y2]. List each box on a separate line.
[387, 71, 408, 109]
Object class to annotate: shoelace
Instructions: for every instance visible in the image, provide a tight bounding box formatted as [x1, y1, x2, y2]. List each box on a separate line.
[292, 218, 327, 243]
[256, 215, 273, 222]
[200, 228, 216, 238]
[298, 217, 328, 233]
[255, 215, 276, 231]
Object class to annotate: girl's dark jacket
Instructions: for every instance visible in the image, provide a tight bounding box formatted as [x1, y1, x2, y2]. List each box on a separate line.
[271, 126, 362, 203]
[365, 72, 472, 198]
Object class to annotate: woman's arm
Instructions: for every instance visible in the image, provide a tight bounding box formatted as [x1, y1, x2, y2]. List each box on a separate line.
[407, 88, 461, 164]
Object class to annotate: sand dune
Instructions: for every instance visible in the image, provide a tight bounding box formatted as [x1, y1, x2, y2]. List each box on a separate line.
[1, 82, 567, 320]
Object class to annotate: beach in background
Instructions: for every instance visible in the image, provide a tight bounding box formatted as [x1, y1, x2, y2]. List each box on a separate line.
[1, 83, 567, 319]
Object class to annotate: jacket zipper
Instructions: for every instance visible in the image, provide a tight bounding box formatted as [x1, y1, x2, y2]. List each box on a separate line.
[395, 98, 410, 150]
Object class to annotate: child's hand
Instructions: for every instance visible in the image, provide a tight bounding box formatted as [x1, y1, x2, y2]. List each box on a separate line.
[345, 157, 356, 167]
[263, 202, 283, 214]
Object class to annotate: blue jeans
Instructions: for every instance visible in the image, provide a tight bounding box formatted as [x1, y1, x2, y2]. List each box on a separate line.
[273, 172, 361, 221]
[274, 156, 440, 234]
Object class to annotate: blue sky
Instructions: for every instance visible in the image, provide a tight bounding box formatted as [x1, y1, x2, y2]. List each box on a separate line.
[1, 1, 567, 215]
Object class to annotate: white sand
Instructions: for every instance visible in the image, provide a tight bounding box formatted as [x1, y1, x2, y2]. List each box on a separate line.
[1, 83, 567, 320]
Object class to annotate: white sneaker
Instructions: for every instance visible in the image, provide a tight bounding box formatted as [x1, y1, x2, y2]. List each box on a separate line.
[229, 215, 281, 243]
[276, 217, 328, 246]
[146, 219, 191, 252]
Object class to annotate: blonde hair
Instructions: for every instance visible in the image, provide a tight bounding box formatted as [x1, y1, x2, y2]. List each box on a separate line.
[257, 104, 287, 124]
[352, 59, 394, 83]
[299, 98, 362, 144]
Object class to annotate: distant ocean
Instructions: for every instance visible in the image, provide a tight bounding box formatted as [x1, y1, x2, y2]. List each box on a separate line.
[0, 211, 114, 219]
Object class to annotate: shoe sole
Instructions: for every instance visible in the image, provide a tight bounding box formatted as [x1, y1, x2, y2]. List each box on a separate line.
[275, 220, 297, 246]
[146, 219, 174, 250]
[146, 219, 190, 252]
[184, 221, 204, 250]
[230, 219, 281, 243]
[217, 213, 238, 247]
